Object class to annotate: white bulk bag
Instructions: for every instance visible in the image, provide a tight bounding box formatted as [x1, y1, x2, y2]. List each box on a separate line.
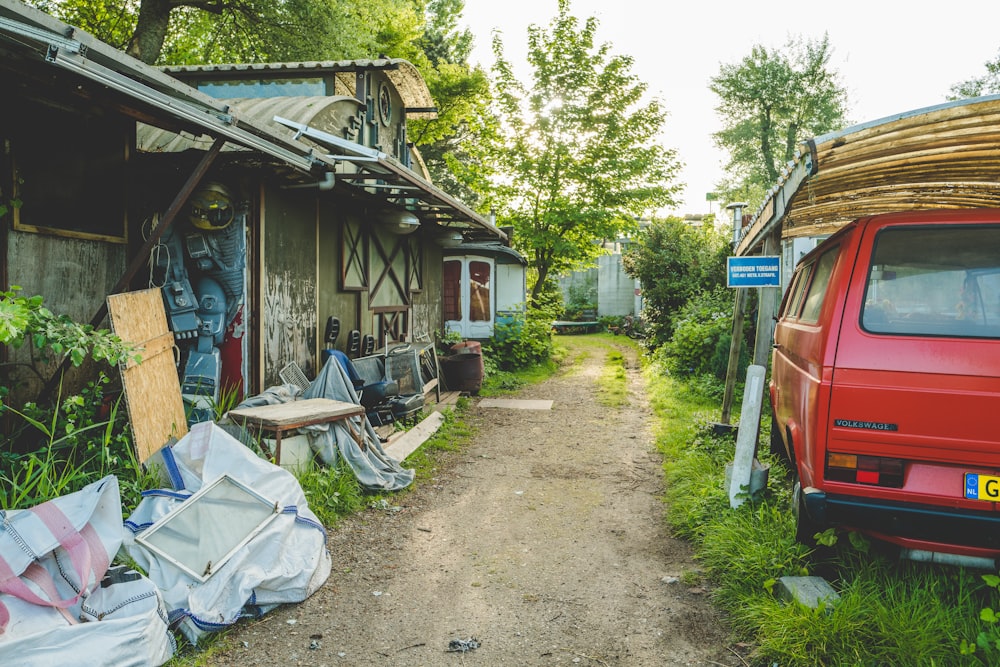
[122, 422, 331, 644]
[0, 476, 174, 666]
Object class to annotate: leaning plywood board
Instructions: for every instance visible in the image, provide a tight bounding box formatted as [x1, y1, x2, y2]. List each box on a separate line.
[107, 289, 188, 463]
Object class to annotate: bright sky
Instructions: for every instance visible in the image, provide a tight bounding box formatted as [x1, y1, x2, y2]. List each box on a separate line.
[459, 0, 1000, 218]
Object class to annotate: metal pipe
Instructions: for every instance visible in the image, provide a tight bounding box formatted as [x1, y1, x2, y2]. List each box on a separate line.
[900, 548, 996, 570]
[282, 172, 335, 191]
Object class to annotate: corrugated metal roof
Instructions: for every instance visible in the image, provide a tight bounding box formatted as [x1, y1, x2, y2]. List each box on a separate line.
[0, 2, 501, 239]
[162, 59, 437, 119]
[443, 242, 527, 265]
[0, 0, 324, 175]
[139, 95, 363, 154]
[735, 95, 1000, 256]
[136, 96, 505, 239]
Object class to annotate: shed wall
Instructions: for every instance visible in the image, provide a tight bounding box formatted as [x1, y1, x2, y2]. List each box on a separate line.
[261, 186, 317, 387]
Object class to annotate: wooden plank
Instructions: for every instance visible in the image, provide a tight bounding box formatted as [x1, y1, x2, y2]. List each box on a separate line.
[107, 289, 189, 464]
[227, 397, 364, 428]
[432, 390, 461, 407]
[384, 411, 445, 462]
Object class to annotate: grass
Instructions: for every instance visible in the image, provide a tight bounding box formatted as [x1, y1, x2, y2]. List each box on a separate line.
[546, 332, 637, 408]
[645, 358, 995, 666]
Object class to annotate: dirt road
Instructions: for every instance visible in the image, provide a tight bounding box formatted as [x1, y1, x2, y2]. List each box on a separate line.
[210, 336, 740, 666]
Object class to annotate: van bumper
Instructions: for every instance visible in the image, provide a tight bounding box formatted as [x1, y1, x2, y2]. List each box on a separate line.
[803, 490, 1000, 550]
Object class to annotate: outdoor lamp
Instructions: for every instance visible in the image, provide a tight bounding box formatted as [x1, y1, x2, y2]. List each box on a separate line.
[380, 210, 420, 235]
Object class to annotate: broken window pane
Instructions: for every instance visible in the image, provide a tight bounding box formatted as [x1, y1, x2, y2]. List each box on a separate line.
[136, 474, 279, 581]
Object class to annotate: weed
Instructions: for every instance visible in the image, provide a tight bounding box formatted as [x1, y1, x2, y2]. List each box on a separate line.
[296, 460, 365, 527]
[598, 349, 628, 407]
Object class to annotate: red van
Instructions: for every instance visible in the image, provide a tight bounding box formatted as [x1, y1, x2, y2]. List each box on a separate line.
[769, 208, 1000, 564]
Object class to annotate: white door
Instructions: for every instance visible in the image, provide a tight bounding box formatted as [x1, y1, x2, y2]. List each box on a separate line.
[443, 256, 494, 338]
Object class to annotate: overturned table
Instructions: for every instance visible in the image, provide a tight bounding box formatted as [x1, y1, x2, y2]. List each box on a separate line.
[227, 398, 366, 463]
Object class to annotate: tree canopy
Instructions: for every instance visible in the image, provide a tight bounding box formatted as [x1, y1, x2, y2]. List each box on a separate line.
[621, 217, 730, 347]
[406, 0, 492, 200]
[30, 0, 426, 65]
[950, 48, 1000, 98]
[709, 34, 848, 210]
[476, 0, 681, 303]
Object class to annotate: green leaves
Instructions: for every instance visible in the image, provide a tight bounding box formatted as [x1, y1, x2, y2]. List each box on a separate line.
[0, 287, 136, 369]
[709, 33, 848, 209]
[0, 292, 32, 345]
[622, 217, 731, 347]
[483, 0, 681, 300]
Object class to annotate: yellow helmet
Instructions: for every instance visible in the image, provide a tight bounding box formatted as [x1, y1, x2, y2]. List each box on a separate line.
[188, 182, 235, 230]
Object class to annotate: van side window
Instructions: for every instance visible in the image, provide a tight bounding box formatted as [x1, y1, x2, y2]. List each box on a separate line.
[798, 247, 839, 323]
[779, 267, 809, 319]
[862, 224, 1000, 338]
[784, 262, 816, 319]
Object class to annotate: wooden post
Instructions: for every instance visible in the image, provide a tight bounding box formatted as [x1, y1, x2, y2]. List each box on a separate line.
[752, 230, 782, 367]
[728, 364, 766, 508]
[721, 201, 749, 425]
[720, 287, 746, 424]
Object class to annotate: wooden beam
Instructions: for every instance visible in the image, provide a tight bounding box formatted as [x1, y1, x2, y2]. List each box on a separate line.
[95, 136, 227, 327]
[720, 288, 747, 425]
[752, 231, 781, 368]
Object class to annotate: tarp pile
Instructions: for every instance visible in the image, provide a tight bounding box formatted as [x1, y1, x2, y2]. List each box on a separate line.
[0, 422, 334, 664]
[230, 355, 414, 491]
[0, 349, 423, 664]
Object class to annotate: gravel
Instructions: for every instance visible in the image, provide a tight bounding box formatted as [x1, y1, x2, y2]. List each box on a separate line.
[206, 337, 744, 666]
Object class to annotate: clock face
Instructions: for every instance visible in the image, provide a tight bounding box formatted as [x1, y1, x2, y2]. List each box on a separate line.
[378, 83, 392, 126]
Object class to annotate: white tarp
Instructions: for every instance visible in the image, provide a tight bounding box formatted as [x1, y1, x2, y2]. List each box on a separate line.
[232, 357, 415, 491]
[122, 422, 331, 644]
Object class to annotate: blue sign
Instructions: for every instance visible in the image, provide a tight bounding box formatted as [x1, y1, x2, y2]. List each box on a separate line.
[727, 256, 781, 288]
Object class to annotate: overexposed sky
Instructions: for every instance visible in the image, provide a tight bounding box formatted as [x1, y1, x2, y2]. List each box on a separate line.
[459, 0, 1000, 217]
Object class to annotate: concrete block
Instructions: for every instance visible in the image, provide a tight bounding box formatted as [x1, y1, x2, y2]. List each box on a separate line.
[725, 458, 770, 496]
[774, 576, 840, 611]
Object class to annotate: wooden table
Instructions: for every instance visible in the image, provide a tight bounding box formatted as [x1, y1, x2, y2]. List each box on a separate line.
[227, 398, 367, 462]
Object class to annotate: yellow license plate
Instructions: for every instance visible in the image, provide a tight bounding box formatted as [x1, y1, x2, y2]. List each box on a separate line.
[965, 473, 1000, 501]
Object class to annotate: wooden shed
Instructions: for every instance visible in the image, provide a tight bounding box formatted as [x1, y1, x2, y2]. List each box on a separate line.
[0, 0, 502, 420]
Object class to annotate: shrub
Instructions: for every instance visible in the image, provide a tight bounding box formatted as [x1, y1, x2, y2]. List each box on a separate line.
[662, 286, 749, 380]
[0, 286, 136, 369]
[486, 308, 554, 371]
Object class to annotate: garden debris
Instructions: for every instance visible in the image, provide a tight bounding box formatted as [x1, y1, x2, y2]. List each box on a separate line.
[446, 637, 481, 652]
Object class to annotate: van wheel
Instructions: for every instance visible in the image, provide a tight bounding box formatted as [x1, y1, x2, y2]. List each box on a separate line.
[792, 477, 821, 546]
[769, 414, 789, 463]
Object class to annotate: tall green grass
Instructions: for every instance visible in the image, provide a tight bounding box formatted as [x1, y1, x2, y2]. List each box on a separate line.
[646, 359, 996, 666]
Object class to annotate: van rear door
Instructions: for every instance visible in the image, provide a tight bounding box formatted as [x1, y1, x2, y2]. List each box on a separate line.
[828, 213, 1000, 509]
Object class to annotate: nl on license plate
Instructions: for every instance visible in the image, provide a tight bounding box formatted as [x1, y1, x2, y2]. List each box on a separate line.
[965, 473, 1000, 501]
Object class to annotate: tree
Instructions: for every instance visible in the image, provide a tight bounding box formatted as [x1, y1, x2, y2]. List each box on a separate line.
[476, 0, 681, 304]
[407, 0, 493, 202]
[30, 0, 425, 65]
[950, 49, 1000, 98]
[710, 34, 848, 210]
[621, 217, 730, 347]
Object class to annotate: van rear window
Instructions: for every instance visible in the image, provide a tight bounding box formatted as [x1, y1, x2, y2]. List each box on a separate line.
[862, 224, 1000, 338]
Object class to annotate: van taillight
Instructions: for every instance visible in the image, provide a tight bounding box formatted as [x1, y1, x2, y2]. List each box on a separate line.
[826, 453, 904, 487]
